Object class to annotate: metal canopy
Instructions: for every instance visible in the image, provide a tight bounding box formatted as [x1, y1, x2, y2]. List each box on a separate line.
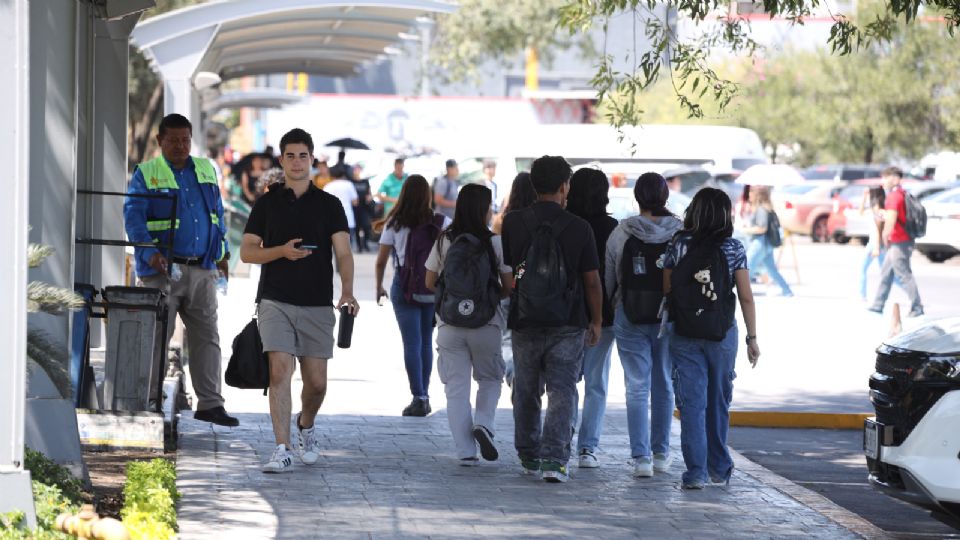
[132, 0, 455, 82]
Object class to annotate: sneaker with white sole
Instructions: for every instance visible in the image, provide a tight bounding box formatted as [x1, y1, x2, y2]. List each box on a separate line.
[459, 457, 479, 467]
[632, 456, 653, 478]
[472, 425, 498, 461]
[262, 444, 294, 473]
[653, 453, 671, 473]
[541, 461, 569, 483]
[578, 449, 599, 469]
[293, 413, 320, 465]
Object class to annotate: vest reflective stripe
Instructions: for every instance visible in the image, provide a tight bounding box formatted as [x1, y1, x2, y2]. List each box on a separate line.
[146, 219, 180, 232]
[218, 239, 226, 262]
[138, 156, 218, 190]
[210, 214, 219, 226]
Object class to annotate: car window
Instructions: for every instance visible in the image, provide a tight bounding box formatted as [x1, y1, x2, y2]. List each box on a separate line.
[840, 185, 867, 200]
[778, 184, 820, 195]
[840, 169, 865, 181]
[801, 166, 839, 181]
[925, 188, 960, 203]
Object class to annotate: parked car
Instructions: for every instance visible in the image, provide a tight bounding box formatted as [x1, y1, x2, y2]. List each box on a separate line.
[866, 317, 960, 529]
[608, 187, 691, 221]
[771, 181, 842, 242]
[802, 164, 886, 182]
[915, 186, 960, 263]
[826, 178, 937, 244]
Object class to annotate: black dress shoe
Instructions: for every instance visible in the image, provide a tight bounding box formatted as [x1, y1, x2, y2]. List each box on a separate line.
[194, 406, 239, 427]
[402, 398, 418, 417]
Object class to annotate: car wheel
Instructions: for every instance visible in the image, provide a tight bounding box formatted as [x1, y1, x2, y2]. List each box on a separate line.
[833, 234, 851, 244]
[857, 237, 869, 246]
[924, 252, 952, 263]
[811, 216, 829, 243]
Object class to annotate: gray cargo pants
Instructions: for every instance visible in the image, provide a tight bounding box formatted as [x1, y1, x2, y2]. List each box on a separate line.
[871, 240, 923, 314]
[141, 265, 224, 411]
[512, 326, 585, 464]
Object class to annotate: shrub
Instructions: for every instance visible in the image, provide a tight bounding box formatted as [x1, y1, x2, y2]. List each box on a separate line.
[23, 449, 83, 504]
[0, 482, 76, 540]
[121, 459, 178, 540]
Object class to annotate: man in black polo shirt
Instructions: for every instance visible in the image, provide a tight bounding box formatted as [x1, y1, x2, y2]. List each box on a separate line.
[501, 155, 603, 483]
[240, 128, 358, 473]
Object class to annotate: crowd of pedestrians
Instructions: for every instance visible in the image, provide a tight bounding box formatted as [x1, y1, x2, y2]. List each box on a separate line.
[128, 117, 766, 489]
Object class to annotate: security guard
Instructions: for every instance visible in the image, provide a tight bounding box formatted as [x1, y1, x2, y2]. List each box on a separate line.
[124, 113, 238, 427]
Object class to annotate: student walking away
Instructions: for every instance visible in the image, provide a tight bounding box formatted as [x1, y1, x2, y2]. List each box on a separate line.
[603, 173, 683, 477]
[351, 163, 375, 253]
[378, 157, 409, 216]
[424, 184, 514, 465]
[565, 168, 618, 470]
[859, 187, 899, 300]
[240, 128, 358, 473]
[743, 186, 793, 297]
[501, 155, 603, 483]
[664, 187, 759, 489]
[123, 113, 237, 427]
[324, 167, 360, 249]
[492, 172, 537, 387]
[374, 175, 451, 416]
[869, 166, 925, 317]
[433, 159, 460, 219]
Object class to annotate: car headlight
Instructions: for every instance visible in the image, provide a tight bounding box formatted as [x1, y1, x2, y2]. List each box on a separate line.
[913, 356, 960, 382]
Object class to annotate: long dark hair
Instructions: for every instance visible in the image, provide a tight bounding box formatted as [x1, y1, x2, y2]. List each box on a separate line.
[443, 184, 493, 243]
[635, 172, 673, 217]
[566, 168, 610, 218]
[682, 187, 734, 247]
[374, 174, 433, 232]
[503, 172, 536, 214]
[868, 186, 886, 208]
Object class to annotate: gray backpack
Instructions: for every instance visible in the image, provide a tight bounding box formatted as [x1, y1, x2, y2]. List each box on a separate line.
[435, 234, 501, 328]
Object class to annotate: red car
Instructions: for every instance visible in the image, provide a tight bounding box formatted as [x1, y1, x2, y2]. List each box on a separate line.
[827, 178, 927, 244]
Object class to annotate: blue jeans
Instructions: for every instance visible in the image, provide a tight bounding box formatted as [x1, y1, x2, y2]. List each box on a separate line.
[576, 326, 615, 452]
[747, 237, 792, 296]
[859, 243, 885, 299]
[390, 275, 435, 399]
[671, 325, 738, 485]
[613, 309, 673, 459]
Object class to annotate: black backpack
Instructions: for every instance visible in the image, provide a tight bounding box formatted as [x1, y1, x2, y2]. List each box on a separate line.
[902, 191, 927, 239]
[620, 236, 668, 325]
[225, 318, 270, 394]
[766, 211, 783, 248]
[513, 210, 579, 328]
[436, 234, 501, 328]
[669, 241, 736, 341]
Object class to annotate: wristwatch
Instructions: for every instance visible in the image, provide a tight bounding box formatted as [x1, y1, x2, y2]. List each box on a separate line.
[745, 335, 757, 344]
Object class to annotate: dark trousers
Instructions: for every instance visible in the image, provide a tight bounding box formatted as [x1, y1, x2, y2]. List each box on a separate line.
[512, 327, 585, 464]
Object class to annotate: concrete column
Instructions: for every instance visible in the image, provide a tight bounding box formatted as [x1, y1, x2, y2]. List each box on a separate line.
[0, 0, 37, 526]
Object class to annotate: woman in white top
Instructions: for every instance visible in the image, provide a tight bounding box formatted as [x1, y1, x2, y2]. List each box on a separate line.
[374, 175, 450, 417]
[425, 184, 513, 465]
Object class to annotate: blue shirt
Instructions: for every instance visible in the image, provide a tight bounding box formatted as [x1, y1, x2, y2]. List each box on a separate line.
[125, 157, 213, 261]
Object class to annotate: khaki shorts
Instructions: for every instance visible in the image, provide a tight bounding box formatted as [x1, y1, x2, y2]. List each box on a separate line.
[258, 299, 336, 359]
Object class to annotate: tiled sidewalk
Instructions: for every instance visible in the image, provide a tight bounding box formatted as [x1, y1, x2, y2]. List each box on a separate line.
[176, 409, 867, 539]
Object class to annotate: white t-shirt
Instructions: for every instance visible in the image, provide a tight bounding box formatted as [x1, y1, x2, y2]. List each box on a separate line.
[425, 233, 511, 328]
[379, 214, 452, 267]
[324, 179, 359, 228]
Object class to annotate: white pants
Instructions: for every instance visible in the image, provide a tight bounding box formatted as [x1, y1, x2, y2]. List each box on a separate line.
[436, 324, 505, 459]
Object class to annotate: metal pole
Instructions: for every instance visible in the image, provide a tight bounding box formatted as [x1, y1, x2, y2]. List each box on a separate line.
[416, 16, 434, 98]
[0, 0, 37, 527]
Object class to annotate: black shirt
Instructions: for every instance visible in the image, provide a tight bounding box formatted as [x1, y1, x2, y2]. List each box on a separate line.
[501, 201, 600, 328]
[244, 183, 349, 306]
[582, 214, 619, 327]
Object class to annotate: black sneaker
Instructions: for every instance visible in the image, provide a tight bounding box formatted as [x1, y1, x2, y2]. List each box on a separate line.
[405, 398, 430, 417]
[472, 425, 498, 461]
[194, 406, 239, 427]
[402, 398, 418, 416]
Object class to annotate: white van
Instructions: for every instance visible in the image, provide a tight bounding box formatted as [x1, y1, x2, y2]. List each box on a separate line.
[453, 124, 768, 202]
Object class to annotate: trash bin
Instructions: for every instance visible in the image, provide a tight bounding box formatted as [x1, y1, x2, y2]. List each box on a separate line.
[101, 286, 166, 412]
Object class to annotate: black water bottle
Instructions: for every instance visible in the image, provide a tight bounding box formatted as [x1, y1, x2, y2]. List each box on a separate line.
[337, 305, 355, 348]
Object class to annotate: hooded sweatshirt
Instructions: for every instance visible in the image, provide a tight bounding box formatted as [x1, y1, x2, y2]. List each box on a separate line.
[604, 214, 684, 309]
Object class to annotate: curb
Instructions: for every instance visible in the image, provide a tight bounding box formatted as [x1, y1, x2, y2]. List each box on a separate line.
[730, 446, 893, 539]
[729, 411, 873, 430]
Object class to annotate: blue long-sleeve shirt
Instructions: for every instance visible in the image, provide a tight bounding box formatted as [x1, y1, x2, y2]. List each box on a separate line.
[125, 156, 223, 273]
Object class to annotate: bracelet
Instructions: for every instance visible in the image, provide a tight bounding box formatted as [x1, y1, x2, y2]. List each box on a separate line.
[745, 335, 757, 343]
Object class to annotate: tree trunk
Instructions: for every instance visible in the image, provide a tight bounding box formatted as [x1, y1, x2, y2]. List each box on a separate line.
[863, 129, 874, 164]
[129, 82, 163, 168]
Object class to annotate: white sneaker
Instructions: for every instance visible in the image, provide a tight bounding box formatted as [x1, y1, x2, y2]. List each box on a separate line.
[293, 413, 320, 465]
[632, 456, 654, 478]
[578, 449, 599, 469]
[262, 444, 294, 473]
[653, 453, 671, 473]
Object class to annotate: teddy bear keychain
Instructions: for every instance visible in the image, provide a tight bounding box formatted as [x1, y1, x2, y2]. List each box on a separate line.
[694, 268, 718, 301]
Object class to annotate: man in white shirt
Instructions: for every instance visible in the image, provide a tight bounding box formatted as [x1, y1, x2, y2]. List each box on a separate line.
[481, 159, 499, 212]
[324, 170, 359, 246]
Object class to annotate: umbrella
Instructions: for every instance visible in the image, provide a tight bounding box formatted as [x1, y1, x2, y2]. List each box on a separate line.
[325, 137, 370, 150]
[735, 164, 805, 186]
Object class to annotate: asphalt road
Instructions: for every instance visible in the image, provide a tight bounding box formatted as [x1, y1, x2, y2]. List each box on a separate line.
[729, 427, 960, 538]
